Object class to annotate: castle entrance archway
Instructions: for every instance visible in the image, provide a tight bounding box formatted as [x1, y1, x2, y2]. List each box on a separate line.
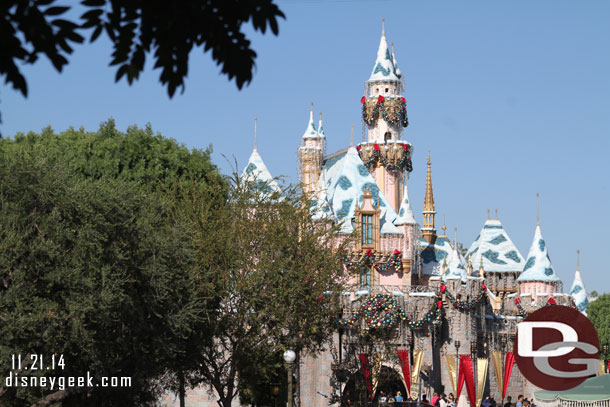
[341, 366, 407, 406]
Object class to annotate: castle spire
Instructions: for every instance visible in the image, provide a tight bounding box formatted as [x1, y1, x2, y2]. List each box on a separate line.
[368, 19, 399, 83]
[318, 111, 325, 138]
[421, 152, 437, 244]
[302, 102, 317, 139]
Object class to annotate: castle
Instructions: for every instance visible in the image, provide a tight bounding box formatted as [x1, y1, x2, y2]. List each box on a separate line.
[162, 22, 591, 407]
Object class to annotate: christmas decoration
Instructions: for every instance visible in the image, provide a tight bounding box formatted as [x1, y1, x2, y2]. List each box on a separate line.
[361, 96, 408, 128]
[343, 249, 402, 272]
[339, 294, 442, 330]
[440, 284, 487, 309]
[358, 143, 413, 172]
[514, 296, 572, 317]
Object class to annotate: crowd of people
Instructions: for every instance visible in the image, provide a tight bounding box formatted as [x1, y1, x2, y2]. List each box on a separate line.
[373, 392, 536, 407]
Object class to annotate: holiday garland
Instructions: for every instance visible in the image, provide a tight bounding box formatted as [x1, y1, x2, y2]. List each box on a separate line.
[440, 284, 488, 309]
[356, 143, 413, 172]
[343, 249, 402, 272]
[340, 294, 443, 330]
[361, 95, 409, 127]
[514, 296, 568, 317]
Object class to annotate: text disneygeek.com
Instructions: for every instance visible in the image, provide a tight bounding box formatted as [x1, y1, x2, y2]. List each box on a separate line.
[5, 372, 132, 390]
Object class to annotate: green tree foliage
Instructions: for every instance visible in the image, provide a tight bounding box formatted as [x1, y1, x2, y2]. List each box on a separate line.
[588, 294, 610, 351]
[0, 154, 214, 406]
[175, 175, 349, 407]
[1, 119, 225, 192]
[1, 0, 284, 128]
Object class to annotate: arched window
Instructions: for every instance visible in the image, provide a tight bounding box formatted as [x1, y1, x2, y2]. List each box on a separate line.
[360, 267, 371, 288]
[384, 132, 392, 141]
[361, 214, 373, 245]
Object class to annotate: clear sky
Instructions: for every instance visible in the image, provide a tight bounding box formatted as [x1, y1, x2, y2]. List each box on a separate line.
[3, 1, 609, 293]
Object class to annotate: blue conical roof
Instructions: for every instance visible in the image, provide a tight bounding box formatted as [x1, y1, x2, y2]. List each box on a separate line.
[394, 181, 416, 225]
[241, 149, 281, 194]
[570, 269, 589, 315]
[517, 225, 561, 282]
[368, 25, 401, 83]
[444, 242, 468, 282]
[466, 219, 525, 273]
[302, 109, 319, 139]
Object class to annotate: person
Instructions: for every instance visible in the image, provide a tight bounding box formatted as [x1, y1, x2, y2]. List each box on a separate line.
[516, 395, 524, 407]
[422, 395, 430, 405]
[448, 393, 456, 407]
[395, 391, 404, 402]
[504, 396, 513, 407]
[522, 400, 530, 407]
[439, 394, 448, 407]
[379, 391, 387, 403]
[431, 393, 440, 407]
[483, 396, 492, 407]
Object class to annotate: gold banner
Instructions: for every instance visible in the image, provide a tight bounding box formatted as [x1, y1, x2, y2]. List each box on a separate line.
[445, 354, 458, 395]
[372, 353, 383, 396]
[411, 350, 424, 398]
[491, 351, 503, 398]
[597, 360, 606, 376]
[476, 358, 488, 407]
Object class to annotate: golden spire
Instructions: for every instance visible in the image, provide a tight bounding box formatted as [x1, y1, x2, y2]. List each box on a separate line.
[422, 151, 437, 244]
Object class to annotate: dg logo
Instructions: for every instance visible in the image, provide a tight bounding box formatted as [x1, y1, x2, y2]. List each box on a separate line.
[514, 305, 600, 391]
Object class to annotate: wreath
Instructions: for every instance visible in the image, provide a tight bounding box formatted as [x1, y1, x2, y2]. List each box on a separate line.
[343, 249, 402, 272]
[356, 143, 413, 172]
[361, 96, 409, 127]
[440, 284, 488, 309]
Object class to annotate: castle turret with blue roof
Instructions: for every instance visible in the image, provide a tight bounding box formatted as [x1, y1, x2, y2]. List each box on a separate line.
[570, 250, 589, 315]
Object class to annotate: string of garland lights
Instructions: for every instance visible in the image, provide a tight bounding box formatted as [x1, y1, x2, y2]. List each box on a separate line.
[513, 296, 573, 317]
[343, 249, 402, 272]
[339, 294, 443, 330]
[356, 143, 413, 172]
[439, 284, 488, 309]
[361, 95, 409, 127]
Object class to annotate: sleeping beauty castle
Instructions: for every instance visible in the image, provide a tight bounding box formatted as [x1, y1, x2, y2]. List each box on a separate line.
[165, 22, 593, 407]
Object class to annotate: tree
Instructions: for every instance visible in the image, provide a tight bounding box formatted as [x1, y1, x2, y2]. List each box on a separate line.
[0, 154, 217, 406]
[174, 175, 350, 407]
[1, 0, 284, 128]
[588, 294, 610, 351]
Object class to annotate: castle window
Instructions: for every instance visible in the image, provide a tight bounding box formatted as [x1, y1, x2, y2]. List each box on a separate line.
[385, 88, 389, 93]
[376, 88, 379, 94]
[384, 132, 392, 141]
[360, 267, 371, 288]
[362, 214, 373, 245]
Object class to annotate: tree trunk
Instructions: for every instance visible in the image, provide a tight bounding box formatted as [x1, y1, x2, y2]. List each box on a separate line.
[179, 371, 186, 407]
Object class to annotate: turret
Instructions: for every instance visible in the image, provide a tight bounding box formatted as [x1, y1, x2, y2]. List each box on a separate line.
[297, 103, 325, 195]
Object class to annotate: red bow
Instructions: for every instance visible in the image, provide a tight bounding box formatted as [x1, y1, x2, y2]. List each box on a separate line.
[378, 95, 385, 102]
[400, 96, 406, 102]
[437, 300, 443, 309]
[548, 297, 556, 305]
[356, 145, 361, 151]
[366, 249, 373, 256]
[514, 298, 521, 304]
[305, 277, 310, 283]
[393, 249, 401, 255]
[373, 144, 380, 151]
[361, 96, 366, 104]
[481, 284, 487, 291]
[402, 144, 408, 151]
[440, 285, 446, 293]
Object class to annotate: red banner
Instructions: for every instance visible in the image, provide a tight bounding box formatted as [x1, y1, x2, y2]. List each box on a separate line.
[456, 355, 465, 400]
[358, 353, 372, 399]
[397, 349, 411, 395]
[458, 355, 476, 407]
[502, 352, 515, 400]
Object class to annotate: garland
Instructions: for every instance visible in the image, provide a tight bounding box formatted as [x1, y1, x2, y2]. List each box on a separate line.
[440, 284, 487, 309]
[343, 249, 402, 272]
[514, 296, 564, 317]
[361, 96, 409, 127]
[356, 143, 413, 172]
[340, 294, 443, 330]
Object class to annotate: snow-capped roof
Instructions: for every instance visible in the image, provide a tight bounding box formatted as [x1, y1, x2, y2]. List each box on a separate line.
[517, 224, 561, 282]
[241, 148, 281, 194]
[418, 235, 452, 276]
[394, 181, 416, 225]
[317, 115, 326, 138]
[302, 109, 319, 139]
[368, 25, 401, 83]
[570, 269, 589, 315]
[316, 147, 400, 234]
[391, 44, 402, 79]
[466, 219, 525, 273]
[444, 243, 468, 282]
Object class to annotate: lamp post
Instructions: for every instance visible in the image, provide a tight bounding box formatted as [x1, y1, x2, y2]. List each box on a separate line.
[284, 350, 296, 407]
[603, 344, 609, 374]
[500, 335, 507, 406]
[455, 340, 461, 400]
[272, 383, 281, 407]
[471, 341, 478, 407]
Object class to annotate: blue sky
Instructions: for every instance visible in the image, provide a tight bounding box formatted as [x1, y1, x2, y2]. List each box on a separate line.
[3, 1, 609, 293]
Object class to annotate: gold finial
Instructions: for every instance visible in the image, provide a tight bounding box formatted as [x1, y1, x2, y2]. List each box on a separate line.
[382, 18, 385, 36]
[442, 224, 447, 236]
[310, 101, 314, 112]
[319, 111, 323, 122]
[495, 208, 498, 220]
[427, 148, 431, 166]
[487, 209, 490, 220]
[576, 249, 580, 271]
[253, 116, 258, 151]
[454, 227, 458, 246]
[350, 123, 354, 146]
[392, 42, 395, 54]
[536, 192, 540, 226]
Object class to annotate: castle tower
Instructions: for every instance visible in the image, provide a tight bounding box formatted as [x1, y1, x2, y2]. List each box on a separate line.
[570, 250, 589, 314]
[517, 194, 563, 301]
[421, 154, 437, 244]
[297, 104, 325, 195]
[358, 20, 411, 212]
